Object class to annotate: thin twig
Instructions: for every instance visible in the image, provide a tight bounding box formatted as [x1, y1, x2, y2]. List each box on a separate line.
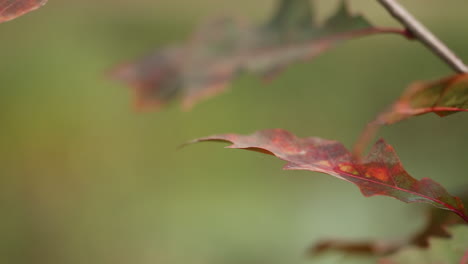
[378, 0, 468, 73]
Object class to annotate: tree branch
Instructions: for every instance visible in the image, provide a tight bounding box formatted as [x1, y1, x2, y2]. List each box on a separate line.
[377, 0, 468, 73]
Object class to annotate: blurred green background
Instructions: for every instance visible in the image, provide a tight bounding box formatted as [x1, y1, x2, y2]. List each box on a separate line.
[0, 0, 467, 263]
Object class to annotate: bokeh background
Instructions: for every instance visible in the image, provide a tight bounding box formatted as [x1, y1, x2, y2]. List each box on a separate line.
[0, 0, 467, 263]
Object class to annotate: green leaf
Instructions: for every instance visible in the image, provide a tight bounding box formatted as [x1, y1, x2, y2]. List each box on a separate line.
[265, 0, 314, 35]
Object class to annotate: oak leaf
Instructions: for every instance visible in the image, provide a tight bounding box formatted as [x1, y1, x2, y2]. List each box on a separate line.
[0, 0, 46, 23]
[375, 73, 468, 124]
[189, 129, 468, 222]
[112, 0, 408, 110]
[355, 74, 468, 156]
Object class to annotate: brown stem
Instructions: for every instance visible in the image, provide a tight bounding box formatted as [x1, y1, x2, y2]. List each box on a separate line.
[378, 0, 468, 73]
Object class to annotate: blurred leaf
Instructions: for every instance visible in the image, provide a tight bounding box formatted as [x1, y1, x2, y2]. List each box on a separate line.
[189, 129, 468, 221]
[310, 239, 403, 256]
[310, 188, 468, 257]
[0, 0, 47, 23]
[112, 0, 408, 110]
[355, 74, 468, 156]
[410, 189, 468, 248]
[379, 225, 468, 264]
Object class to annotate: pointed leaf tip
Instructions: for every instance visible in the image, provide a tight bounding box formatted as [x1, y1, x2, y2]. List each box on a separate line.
[0, 0, 47, 23]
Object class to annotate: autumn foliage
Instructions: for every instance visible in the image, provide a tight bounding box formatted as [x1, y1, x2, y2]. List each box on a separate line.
[111, 0, 410, 110]
[2, 0, 466, 263]
[189, 129, 467, 222]
[110, 0, 468, 262]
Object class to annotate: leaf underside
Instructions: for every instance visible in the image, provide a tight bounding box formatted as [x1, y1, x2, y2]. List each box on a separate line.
[112, 0, 395, 110]
[355, 73, 468, 157]
[377, 73, 468, 125]
[0, 0, 47, 23]
[190, 129, 468, 222]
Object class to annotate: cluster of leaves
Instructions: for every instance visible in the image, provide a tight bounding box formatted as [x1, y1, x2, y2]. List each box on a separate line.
[111, 0, 468, 262]
[113, 0, 468, 215]
[108, 0, 468, 261]
[3, 0, 466, 263]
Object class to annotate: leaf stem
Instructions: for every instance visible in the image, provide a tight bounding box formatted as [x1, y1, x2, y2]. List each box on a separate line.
[377, 0, 468, 73]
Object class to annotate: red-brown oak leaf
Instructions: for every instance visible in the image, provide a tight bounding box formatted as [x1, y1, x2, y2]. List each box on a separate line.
[189, 129, 468, 222]
[376, 73, 468, 125]
[0, 0, 46, 23]
[355, 73, 468, 157]
[112, 0, 409, 111]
